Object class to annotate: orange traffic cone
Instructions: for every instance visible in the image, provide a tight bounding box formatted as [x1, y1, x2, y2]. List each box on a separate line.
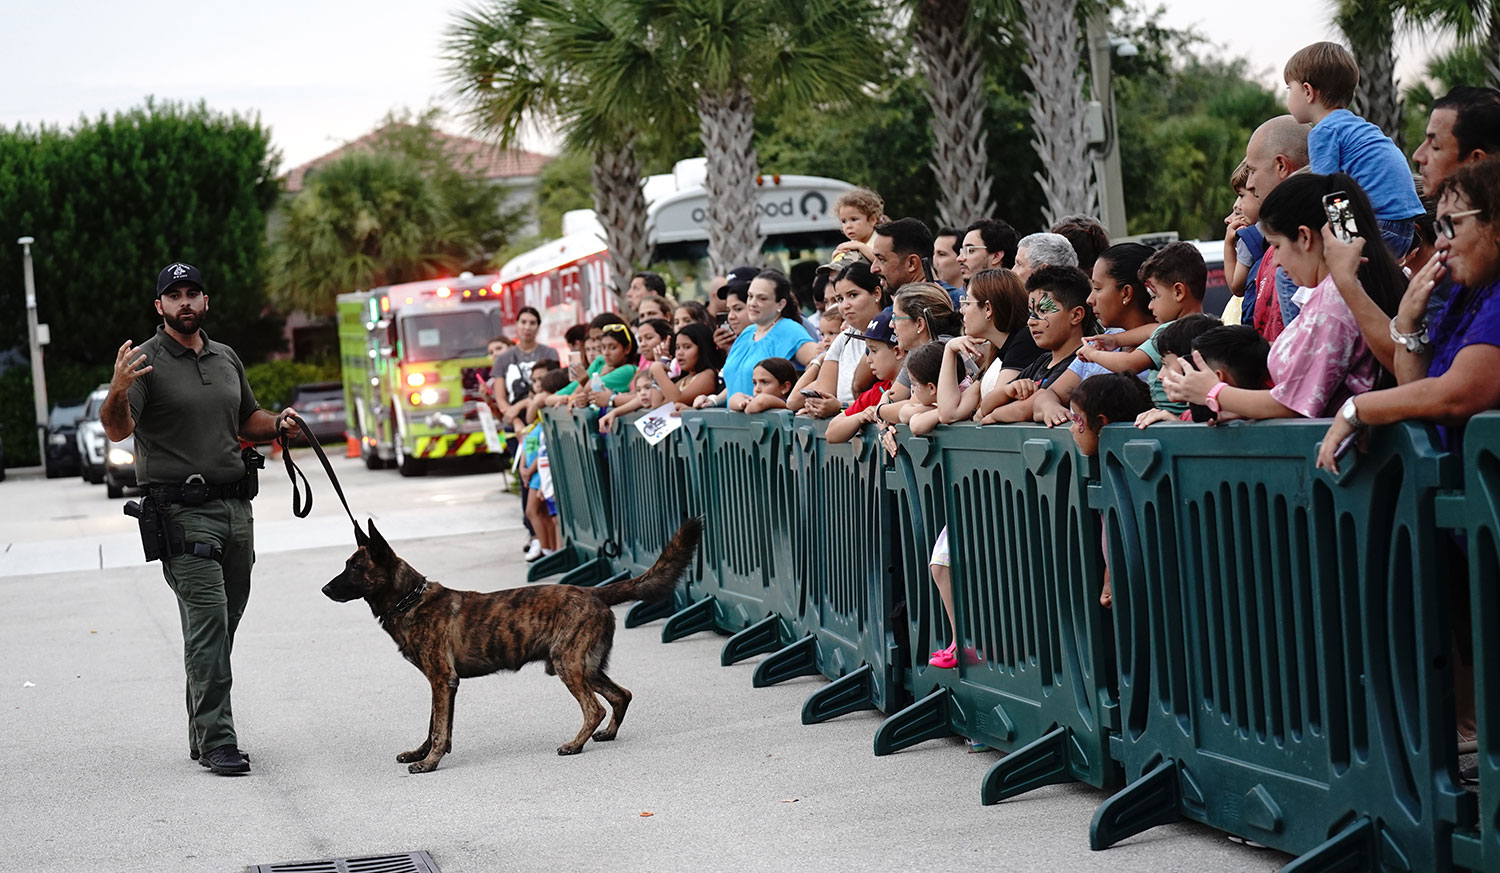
[345, 432, 360, 459]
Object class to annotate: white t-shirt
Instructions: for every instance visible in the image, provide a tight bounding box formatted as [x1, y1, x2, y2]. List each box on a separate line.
[826, 330, 868, 406]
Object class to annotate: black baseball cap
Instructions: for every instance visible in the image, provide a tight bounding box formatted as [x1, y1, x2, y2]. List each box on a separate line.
[716, 265, 759, 300]
[849, 307, 897, 346]
[156, 262, 204, 296]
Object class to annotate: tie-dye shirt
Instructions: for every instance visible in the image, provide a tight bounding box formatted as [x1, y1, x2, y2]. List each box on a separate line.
[1267, 274, 1379, 418]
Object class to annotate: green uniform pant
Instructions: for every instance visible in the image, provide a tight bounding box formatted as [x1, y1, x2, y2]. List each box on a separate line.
[160, 498, 254, 756]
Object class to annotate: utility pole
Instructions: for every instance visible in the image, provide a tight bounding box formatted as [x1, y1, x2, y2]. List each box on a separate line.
[1086, 12, 1130, 238]
[19, 236, 49, 467]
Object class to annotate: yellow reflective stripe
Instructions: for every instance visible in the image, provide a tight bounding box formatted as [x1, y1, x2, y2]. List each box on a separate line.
[414, 436, 432, 457]
[453, 433, 483, 456]
[427, 435, 452, 458]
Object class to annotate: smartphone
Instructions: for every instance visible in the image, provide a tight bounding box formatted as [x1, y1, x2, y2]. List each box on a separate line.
[716, 312, 729, 327]
[1334, 429, 1359, 461]
[1322, 191, 1359, 243]
[799, 389, 824, 399]
[569, 350, 583, 369]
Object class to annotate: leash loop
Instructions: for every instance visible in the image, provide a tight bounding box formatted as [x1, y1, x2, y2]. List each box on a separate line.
[277, 413, 361, 538]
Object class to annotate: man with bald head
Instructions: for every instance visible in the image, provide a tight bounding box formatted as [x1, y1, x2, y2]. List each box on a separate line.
[1243, 115, 1312, 341]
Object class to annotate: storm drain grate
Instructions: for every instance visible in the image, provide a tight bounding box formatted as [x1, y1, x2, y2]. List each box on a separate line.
[246, 851, 439, 873]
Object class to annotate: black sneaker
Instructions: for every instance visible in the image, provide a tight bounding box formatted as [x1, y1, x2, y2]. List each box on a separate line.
[199, 744, 251, 775]
[191, 748, 249, 763]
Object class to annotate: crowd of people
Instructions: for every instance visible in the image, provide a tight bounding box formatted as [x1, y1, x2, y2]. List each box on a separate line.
[483, 45, 1500, 758]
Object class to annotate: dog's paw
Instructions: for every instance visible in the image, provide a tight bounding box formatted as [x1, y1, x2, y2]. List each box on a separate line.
[591, 729, 617, 742]
[407, 759, 440, 773]
[556, 743, 584, 756]
[396, 749, 426, 764]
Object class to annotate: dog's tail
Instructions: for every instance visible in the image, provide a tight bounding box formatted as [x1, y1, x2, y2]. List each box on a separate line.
[595, 517, 703, 606]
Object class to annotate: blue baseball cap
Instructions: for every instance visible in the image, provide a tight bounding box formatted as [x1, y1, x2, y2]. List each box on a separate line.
[849, 307, 897, 346]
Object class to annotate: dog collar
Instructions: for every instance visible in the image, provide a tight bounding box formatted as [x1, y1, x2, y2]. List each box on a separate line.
[382, 580, 429, 622]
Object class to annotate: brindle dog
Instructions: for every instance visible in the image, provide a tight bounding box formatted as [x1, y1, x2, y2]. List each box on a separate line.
[323, 518, 702, 772]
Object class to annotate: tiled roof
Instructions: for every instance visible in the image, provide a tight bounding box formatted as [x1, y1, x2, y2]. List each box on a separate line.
[282, 124, 552, 193]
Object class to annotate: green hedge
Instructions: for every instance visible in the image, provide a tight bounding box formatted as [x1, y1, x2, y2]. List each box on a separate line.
[244, 359, 340, 412]
[0, 359, 338, 468]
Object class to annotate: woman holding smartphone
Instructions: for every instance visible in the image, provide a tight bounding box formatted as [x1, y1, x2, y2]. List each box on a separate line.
[1316, 158, 1500, 470]
[1162, 172, 1405, 421]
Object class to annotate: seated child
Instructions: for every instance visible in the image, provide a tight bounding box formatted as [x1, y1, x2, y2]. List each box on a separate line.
[1069, 373, 1153, 607]
[730, 357, 797, 413]
[1074, 241, 1208, 415]
[832, 187, 884, 261]
[980, 265, 1097, 423]
[827, 309, 903, 443]
[1284, 41, 1424, 257]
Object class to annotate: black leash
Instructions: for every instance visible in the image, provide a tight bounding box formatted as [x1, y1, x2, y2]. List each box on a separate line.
[276, 413, 362, 540]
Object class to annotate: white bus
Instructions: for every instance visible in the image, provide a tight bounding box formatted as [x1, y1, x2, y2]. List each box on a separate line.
[496, 158, 854, 345]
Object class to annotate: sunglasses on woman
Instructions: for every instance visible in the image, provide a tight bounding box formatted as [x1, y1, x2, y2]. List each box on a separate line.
[1434, 209, 1482, 240]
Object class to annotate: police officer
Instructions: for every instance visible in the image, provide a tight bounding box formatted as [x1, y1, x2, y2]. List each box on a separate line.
[101, 262, 299, 776]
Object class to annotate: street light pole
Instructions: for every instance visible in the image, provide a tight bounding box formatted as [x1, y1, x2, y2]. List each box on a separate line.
[1087, 12, 1129, 238]
[18, 236, 49, 467]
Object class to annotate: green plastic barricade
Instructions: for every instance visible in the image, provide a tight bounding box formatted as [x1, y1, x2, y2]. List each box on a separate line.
[747, 419, 908, 724]
[601, 411, 700, 628]
[874, 423, 1120, 803]
[1440, 411, 1500, 873]
[661, 410, 798, 650]
[877, 427, 950, 753]
[1092, 420, 1472, 871]
[526, 407, 618, 586]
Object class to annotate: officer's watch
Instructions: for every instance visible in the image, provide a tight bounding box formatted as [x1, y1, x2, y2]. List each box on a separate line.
[1340, 397, 1365, 429]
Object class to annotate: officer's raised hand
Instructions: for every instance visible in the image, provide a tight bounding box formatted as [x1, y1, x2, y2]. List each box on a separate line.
[111, 340, 152, 389]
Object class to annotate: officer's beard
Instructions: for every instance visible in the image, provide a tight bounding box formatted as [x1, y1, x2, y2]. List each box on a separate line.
[163, 308, 206, 335]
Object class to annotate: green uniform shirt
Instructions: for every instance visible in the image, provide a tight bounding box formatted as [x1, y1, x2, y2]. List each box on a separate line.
[128, 325, 260, 486]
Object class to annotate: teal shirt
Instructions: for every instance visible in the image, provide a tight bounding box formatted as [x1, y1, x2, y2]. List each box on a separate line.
[556, 356, 638, 398]
[1139, 322, 1187, 415]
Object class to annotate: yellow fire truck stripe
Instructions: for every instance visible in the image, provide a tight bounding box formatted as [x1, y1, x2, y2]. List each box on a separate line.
[427, 435, 452, 458]
[453, 433, 482, 456]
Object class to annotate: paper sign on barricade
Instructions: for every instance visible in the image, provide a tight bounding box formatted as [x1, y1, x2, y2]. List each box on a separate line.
[634, 403, 683, 446]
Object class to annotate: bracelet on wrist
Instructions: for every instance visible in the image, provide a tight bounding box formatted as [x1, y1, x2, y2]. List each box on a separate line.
[1389, 316, 1429, 353]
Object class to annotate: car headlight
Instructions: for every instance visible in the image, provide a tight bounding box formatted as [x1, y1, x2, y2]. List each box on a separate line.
[48, 434, 67, 446]
[107, 448, 134, 466]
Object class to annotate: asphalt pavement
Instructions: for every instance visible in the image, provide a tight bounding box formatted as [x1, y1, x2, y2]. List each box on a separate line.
[0, 452, 1287, 872]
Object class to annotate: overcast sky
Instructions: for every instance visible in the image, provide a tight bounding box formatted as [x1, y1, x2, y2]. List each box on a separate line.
[1, 1, 1451, 172]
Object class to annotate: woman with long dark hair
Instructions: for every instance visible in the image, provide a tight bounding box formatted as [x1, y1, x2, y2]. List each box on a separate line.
[1163, 173, 1405, 419]
[791, 259, 888, 418]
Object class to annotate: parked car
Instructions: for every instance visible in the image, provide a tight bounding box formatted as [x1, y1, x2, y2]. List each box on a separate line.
[105, 434, 137, 499]
[285, 381, 347, 445]
[44, 398, 87, 478]
[77, 385, 110, 485]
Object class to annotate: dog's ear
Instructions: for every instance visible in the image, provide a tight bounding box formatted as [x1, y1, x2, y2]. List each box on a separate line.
[367, 520, 392, 556]
[354, 523, 369, 548]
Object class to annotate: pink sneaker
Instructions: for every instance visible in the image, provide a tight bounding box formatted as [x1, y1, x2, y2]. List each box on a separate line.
[928, 644, 957, 669]
[929, 641, 955, 658]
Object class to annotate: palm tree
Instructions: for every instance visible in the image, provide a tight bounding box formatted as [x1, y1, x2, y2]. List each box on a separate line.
[1414, 0, 1500, 89]
[444, 0, 661, 300]
[908, 0, 1004, 227]
[268, 152, 458, 316]
[1016, 0, 1097, 224]
[1334, 0, 1409, 148]
[628, 0, 887, 273]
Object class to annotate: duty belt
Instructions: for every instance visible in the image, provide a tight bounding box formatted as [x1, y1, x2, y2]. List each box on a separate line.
[147, 480, 251, 504]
